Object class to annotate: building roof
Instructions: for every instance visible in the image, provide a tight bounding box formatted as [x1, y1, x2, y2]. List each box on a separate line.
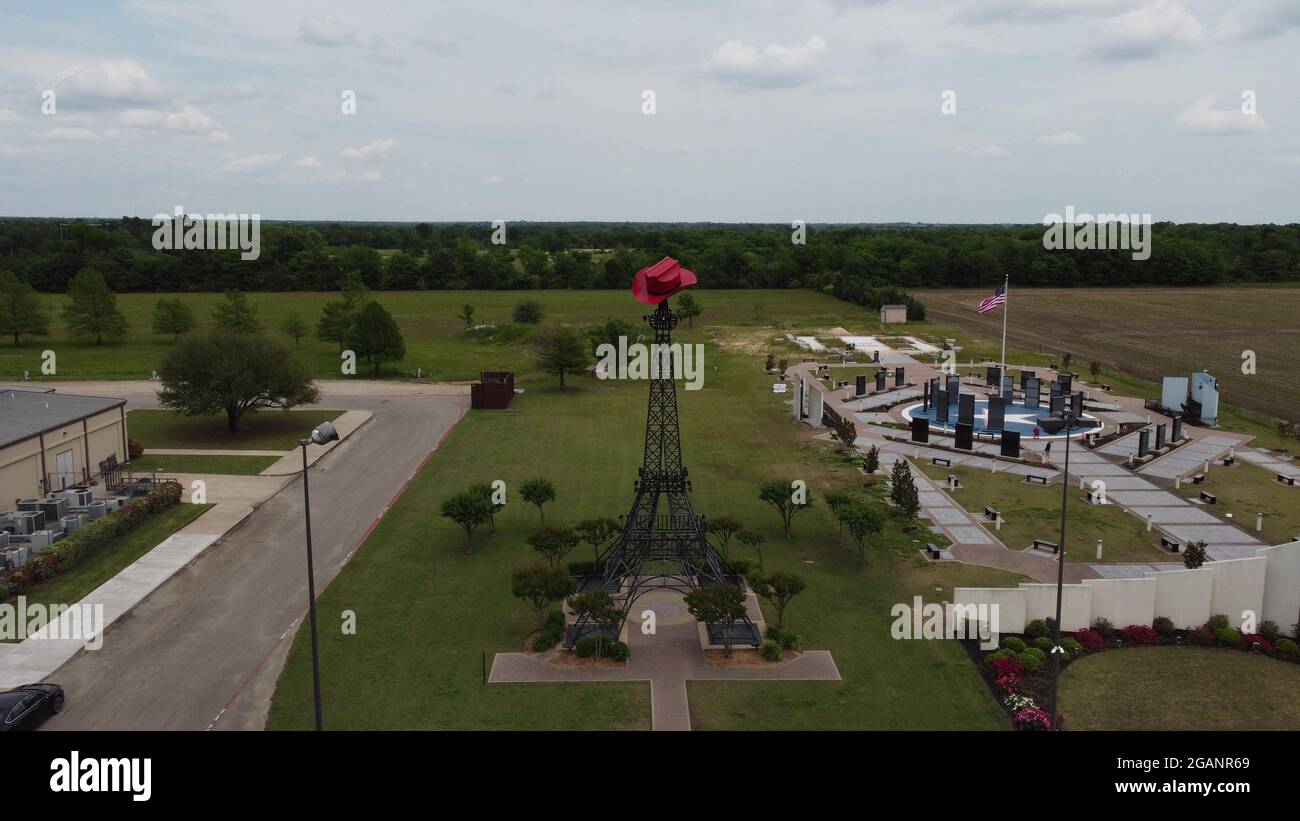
[0, 387, 126, 448]
[880, 304, 908, 310]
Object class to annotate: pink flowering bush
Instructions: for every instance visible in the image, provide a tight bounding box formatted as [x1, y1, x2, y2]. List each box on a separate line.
[1119, 624, 1158, 645]
[989, 656, 1023, 678]
[1075, 628, 1105, 652]
[1013, 706, 1052, 731]
[995, 671, 1022, 694]
[1245, 635, 1274, 653]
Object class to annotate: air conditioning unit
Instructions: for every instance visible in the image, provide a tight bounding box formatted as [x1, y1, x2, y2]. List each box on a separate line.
[28, 531, 51, 551]
[86, 501, 108, 521]
[11, 511, 45, 535]
[0, 548, 17, 571]
[60, 516, 81, 537]
[68, 488, 94, 507]
[104, 497, 124, 512]
[17, 498, 41, 512]
[0, 531, 9, 549]
[38, 497, 69, 523]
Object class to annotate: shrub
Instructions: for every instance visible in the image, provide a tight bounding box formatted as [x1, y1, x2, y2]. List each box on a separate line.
[1061, 637, 1083, 658]
[608, 641, 631, 662]
[512, 299, 545, 324]
[1024, 619, 1047, 639]
[1119, 624, 1158, 645]
[1075, 628, 1105, 652]
[995, 671, 1022, 694]
[574, 637, 596, 658]
[1258, 620, 1283, 642]
[1001, 636, 1027, 653]
[1204, 614, 1230, 632]
[989, 655, 1023, 678]
[1214, 627, 1243, 647]
[726, 558, 756, 576]
[127, 438, 144, 459]
[1033, 636, 1052, 652]
[531, 635, 555, 652]
[765, 625, 800, 650]
[760, 640, 783, 662]
[1018, 647, 1046, 673]
[1189, 627, 1217, 646]
[544, 610, 566, 631]
[1245, 635, 1273, 654]
[566, 560, 597, 577]
[985, 648, 1018, 663]
[1091, 617, 1114, 638]
[1153, 616, 1176, 637]
[1013, 706, 1052, 731]
[1277, 638, 1299, 656]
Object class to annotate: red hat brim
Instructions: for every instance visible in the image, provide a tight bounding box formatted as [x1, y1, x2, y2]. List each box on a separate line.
[631, 261, 698, 305]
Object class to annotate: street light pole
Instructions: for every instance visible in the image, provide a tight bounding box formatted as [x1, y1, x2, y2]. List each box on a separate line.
[1049, 412, 1073, 731]
[300, 440, 324, 732]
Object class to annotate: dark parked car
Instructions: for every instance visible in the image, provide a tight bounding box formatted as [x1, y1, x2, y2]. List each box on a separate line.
[0, 684, 64, 731]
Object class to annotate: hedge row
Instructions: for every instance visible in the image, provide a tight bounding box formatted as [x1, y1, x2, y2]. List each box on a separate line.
[3, 482, 184, 598]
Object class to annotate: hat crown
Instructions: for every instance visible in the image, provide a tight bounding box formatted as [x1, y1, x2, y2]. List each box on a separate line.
[646, 264, 681, 293]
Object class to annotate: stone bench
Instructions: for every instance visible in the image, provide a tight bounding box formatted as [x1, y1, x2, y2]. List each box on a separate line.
[925, 543, 942, 559]
[1159, 535, 1181, 552]
[1032, 539, 1059, 554]
[1277, 473, 1297, 486]
[1200, 490, 1216, 504]
[932, 456, 952, 467]
[1025, 474, 1049, 485]
[947, 474, 961, 488]
[984, 506, 1000, 521]
[1191, 473, 1205, 484]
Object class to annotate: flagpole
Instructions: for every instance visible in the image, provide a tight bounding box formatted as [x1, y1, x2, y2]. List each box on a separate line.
[999, 275, 1009, 374]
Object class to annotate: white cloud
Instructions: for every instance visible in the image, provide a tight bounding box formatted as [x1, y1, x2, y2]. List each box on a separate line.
[1087, 0, 1205, 61]
[0, 141, 37, 156]
[298, 17, 358, 47]
[365, 36, 407, 66]
[47, 59, 169, 107]
[299, 168, 385, 184]
[339, 138, 398, 160]
[1175, 95, 1266, 135]
[45, 126, 102, 141]
[295, 156, 322, 168]
[705, 35, 828, 88]
[1040, 130, 1085, 145]
[118, 104, 227, 142]
[969, 144, 1010, 158]
[959, 0, 1140, 24]
[223, 152, 282, 172]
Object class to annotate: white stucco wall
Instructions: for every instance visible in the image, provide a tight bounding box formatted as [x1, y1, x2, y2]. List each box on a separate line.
[1206, 557, 1267, 628]
[953, 587, 1027, 635]
[1083, 577, 1156, 628]
[1019, 583, 1091, 631]
[1145, 567, 1213, 628]
[1257, 541, 1300, 631]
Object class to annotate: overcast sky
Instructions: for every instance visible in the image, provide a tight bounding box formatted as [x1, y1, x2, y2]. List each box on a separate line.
[1, 0, 1298, 223]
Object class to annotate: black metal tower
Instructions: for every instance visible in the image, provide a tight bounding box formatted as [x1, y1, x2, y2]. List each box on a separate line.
[565, 301, 756, 647]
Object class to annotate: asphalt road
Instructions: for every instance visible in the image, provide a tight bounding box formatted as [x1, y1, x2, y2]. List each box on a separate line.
[41, 384, 468, 730]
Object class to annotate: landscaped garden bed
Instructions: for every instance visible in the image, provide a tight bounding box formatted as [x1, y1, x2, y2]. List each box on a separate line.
[962, 615, 1300, 730]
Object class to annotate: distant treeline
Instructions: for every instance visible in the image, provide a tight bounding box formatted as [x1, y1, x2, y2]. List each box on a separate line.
[1, 220, 1296, 314]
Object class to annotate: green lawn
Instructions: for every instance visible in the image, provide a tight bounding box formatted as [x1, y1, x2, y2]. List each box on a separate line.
[127, 409, 343, 450]
[267, 350, 1022, 730]
[1059, 647, 1300, 730]
[124, 454, 280, 476]
[917, 462, 1168, 564]
[5, 503, 211, 612]
[1174, 462, 1300, 547]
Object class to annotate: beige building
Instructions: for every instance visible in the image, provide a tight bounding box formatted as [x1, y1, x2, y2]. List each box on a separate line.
[0, 387, 128, 507]
[879, 304, 908, 324]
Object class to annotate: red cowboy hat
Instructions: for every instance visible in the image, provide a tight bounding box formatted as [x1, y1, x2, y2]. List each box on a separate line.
[631, 257, 698, 305]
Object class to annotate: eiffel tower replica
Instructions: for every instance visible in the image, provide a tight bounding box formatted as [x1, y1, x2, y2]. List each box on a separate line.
[565, 263, 759, 648]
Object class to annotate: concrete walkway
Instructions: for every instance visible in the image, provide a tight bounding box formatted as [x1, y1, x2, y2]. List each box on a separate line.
[145, 448, 287, 457]
[1235, 447, 1300, 483]
[260, 410, 372, 475]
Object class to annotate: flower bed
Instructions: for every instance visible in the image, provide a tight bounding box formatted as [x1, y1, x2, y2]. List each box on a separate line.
[962, 616, 1300, 730]
[2, 482, 184, 598]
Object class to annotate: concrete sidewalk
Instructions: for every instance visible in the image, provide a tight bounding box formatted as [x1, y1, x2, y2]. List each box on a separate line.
[144, 448, 287, 457]
[260, 410, 372, 475]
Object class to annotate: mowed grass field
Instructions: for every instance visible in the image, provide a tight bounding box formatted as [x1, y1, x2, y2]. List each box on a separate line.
[1, 289, 895, 383]
[267, 350, 1024, 730]
[921, 286, 1300, 421]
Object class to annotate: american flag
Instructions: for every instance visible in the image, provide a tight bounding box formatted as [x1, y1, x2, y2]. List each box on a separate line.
[977, 283, 1006, 314]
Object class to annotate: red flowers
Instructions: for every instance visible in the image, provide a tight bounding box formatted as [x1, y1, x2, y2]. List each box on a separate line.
[1075, 627, 1105, 652]
[1246, 635, 1274, 653]
[995, 671, 1022, 694]
[1119, 624, 1158, 645]
[1013, 706, 1052, 731]
[990, 656, 1023, 678]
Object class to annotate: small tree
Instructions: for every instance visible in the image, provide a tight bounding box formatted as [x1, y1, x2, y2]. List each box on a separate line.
[441, 490, 490, 554]
[707, 516, 743, 560]
[831, 417, 857, 451]
[345, 299, 406, 376]
[863, 445, 881, 477]
[676, 292, 702, 329]
[151, 297, 195, 341]
[737, 529, 766, 571]
[1089, 360, 1101, 381]
[567, 589, 626, 657]
[758, 479, 814, 538]
[1183, 540, 1208, 570]
[511, 563, 575, 630]
[317, 300, 352, 351]
[512, 299, 545, 324]
[458, 303, 475, 328]
[62, 268, 127, 344]
[535, 324, 588, 388]
[575, 517, 619, 561]
[1061, 351, 1073, 369]
[750, 571, 806, 629]
[281, 312, 308, 349]
[469, 482, 504, 535]
[0, 271, 51, 345]
[211, 290, 262, 334]
[528, 524, 580, 568]
[685, 585, 748, 656]
[837, 497, 887, 567]
[764, 354, 775, 372]
[519, 477, 556, 523]
[825, 490, 851, 544]
[890, 459, 920, 522]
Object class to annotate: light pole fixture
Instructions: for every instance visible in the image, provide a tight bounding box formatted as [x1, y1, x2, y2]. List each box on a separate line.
[299, 420, 339, 731]
[1048, 412, 1073, 731]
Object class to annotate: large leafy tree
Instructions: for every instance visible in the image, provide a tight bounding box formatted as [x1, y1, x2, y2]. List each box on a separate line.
[757, 479, 814, 538]
[575, 517, 619, 561]
[527, 524, 580, 568]
[534, 324, 587, 388]
[750, 571, 806, 628]
[566, 589, 627, 657]
[210, 290, 262, 334]
[511, 564, 575, 630]
[62, 268, 128, 344]
[0, 271, 51, 345]
[441, 490, 490, 554]
[151, 297, 196, 341]
[836, 497, 887, 567]
[316, 301, 352, 351]
[685, 585, 749, 656]
[344, 299, 406, 376]
[157, 331, 320, 431]
[889, 459, 921, 522]
[706, 516, 743, 559]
